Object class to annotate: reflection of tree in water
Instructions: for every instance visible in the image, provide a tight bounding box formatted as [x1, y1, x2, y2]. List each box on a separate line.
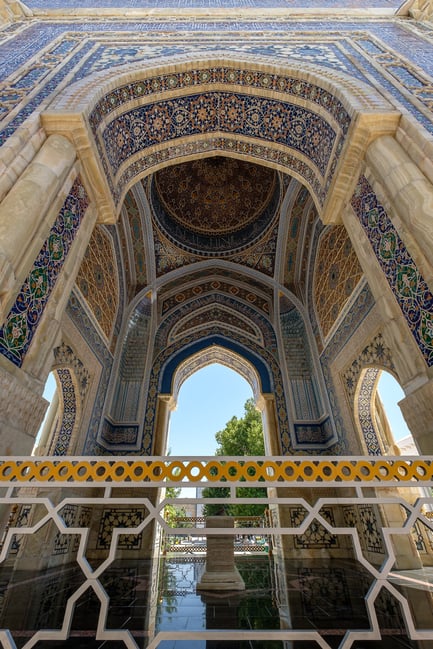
[157, 558, 201, 620]
[237, 557, 282, 635]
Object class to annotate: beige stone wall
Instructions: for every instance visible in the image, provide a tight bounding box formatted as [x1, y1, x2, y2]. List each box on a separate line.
[409, 0, 433, 21]
[0, 0, 31, 25]
[0, 130, 98, 453]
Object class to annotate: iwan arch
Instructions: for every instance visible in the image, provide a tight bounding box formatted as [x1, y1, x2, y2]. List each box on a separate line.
[2, 53, 433, 457]
[2, 0, 433, 641]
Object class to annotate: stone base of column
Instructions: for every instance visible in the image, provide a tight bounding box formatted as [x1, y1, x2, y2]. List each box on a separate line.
[197, 567, 245, 591]
[197, 516, 245, 592]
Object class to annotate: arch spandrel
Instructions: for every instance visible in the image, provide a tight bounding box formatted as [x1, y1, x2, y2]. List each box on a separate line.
[41, 55, 400, 227]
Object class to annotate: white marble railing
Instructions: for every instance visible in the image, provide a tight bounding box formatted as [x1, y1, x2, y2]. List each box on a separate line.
[0, 455, 432, 648]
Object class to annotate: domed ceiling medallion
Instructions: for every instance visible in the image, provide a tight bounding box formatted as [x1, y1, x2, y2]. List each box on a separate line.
[151, 157, 280, 256]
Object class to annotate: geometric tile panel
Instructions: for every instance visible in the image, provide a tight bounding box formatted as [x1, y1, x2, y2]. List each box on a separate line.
[313, 225, 363, 340]
[53, 504, 77, 555]
[75, 225, 119, 340]
[359, 504, 385, 553]
[351, 175, 433, 367]
[50, 368, 77, 456]
[343, 504, 385, 554]
[0, 176, 89, 368]
[97, 508, 145, 550]
[291, 506, 339, 549]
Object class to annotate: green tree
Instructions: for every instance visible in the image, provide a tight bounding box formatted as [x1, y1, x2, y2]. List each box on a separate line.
[164, 485, 186, 527]
[203, 398, 267, 517]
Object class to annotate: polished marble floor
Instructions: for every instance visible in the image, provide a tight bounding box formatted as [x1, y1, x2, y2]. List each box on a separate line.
[0, 556, 431, 648]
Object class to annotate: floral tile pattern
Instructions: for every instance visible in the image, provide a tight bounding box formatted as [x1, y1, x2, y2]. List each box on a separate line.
[351, 176, 433, 368]
[0, 177, 89, 368]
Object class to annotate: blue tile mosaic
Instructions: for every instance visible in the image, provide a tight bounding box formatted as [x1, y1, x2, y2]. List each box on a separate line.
[351, 176, 433, 368]
[1, 19, 433, 146]
[102, 91, 337, 178]
[0, 177, 89, 368]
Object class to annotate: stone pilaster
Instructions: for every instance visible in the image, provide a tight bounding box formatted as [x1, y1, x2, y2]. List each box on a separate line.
[0, 134, 76, 324]
[365, 135, 433, 289]
[0, 361, 47, 454]
[398, 380, 433, 454]
[256, 393, 281, 455]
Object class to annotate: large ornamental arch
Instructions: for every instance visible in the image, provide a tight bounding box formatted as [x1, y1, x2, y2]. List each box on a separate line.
[42, 54, 400, 228]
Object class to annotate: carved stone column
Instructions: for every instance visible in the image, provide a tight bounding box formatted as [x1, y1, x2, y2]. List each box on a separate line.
[197, 516, 245, 591]
[398, 380, 433, 454]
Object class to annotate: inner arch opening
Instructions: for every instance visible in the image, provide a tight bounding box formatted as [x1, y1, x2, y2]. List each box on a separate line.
[168, 363, 253, 457]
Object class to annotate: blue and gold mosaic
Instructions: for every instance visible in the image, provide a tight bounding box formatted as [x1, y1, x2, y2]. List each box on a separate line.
[351, 176, 433, 368]
[102, 90, 337, 178]
[1, 19, 433, 150]
[51, 368, 76, 456]
[90, 66, 350, 208]
[0, 177, 89, 368]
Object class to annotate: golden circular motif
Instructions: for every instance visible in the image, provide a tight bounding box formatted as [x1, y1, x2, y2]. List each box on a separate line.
[1, 459, 433, 484]
[154, 157, 277, 236]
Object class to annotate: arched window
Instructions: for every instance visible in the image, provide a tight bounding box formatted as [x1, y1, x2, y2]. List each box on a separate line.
[168, 363, 253, 456]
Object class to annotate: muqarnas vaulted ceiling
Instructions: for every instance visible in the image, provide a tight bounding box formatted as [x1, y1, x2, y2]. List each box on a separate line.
[151, 156, 280, 256]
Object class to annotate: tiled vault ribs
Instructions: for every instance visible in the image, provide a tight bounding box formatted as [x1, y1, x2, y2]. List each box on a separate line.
[90, 70, 350, 205]
[351, 176, 433, 367]
[0, 177, 90, 368]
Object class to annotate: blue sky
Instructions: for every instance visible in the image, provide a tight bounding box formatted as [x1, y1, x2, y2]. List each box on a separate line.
[40, 362, 410, 454]
[168, 363, 411, 455]
[168, 364, 253, 456]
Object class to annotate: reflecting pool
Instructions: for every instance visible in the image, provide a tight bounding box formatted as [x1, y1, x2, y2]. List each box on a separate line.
[0, 556, 431, 648]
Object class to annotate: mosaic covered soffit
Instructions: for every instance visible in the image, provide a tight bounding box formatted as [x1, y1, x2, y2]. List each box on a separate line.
[151, 157, 279, 256]
[41, 55, 400, 227]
